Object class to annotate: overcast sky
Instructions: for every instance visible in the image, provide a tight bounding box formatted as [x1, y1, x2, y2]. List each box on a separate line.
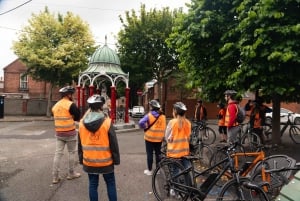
[0, 0, 189, 77]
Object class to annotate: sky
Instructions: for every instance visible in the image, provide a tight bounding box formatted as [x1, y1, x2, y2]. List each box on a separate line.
[0, 0, 190, 77]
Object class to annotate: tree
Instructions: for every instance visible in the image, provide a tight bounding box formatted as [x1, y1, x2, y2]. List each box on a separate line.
[117, 4, 181, 106]
[12, 7, 96, 116]
[221, 0, 300, 144]
[167, 0, 242, 101]
[168, 0, 300, 144]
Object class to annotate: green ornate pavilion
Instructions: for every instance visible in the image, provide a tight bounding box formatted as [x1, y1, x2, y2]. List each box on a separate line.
[77, 39, 130, 123]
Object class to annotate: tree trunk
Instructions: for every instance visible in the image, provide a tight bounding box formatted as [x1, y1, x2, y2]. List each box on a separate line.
[272, 95, 282, 145]
[46, 83, 53, 117]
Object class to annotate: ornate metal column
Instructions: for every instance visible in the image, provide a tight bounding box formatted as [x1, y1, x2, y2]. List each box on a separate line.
[110, 86, 116, 123]
[89, 85, 95, 96]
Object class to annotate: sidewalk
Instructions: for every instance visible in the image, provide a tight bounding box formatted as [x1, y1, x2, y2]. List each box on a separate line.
[0, 115, 53, 122]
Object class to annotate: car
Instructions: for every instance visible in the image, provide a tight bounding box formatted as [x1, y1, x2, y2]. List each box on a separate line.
[131, 106, 145, 118]
[265, 107, 300, 125]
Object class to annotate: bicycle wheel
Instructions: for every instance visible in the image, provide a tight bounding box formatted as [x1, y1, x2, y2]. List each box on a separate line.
[193, 144, 213, 168]
[152, 159, 190, 201]
[200, 127, 216, 145]
[289, 125, 300, 144]
[216, 177, 269, 201]
[240, 132, 262, 152]
[251, 171, 284, 200]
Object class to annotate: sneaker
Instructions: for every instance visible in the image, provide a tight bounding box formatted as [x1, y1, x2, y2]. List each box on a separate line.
[67, 172, 81, 180]
[143, 169, 153, 176]
[52, 177, 61, 184]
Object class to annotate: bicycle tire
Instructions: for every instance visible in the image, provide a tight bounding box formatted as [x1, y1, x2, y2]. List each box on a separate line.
[192, 144, 213, 168]
[289, 125, 300, 144]
[251, 171, 284, 200]
[216, 177, 269, 201]
[240, 132, 262, 152]
[152, 159, 190, 201]
[200, 127, 216, 145]
[210, 144, 245, 168]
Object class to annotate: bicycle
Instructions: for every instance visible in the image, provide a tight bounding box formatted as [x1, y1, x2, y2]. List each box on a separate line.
[210, 143, 273, 191]
[189, 122, 214, 167]
[191, 120, 216, 145]
[152, 142, 269, 201]
[250, 154, 297, 200]
[238, 122, 263, 152]
[263, 112, 300, 144]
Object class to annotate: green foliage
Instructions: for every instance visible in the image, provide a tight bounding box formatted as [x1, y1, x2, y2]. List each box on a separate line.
[117, 4, 181, 105]
[12, 7, 96, 86]
[168, 0, 300, 104]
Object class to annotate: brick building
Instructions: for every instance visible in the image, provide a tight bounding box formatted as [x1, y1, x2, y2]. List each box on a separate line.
[141, 77, 300, 119]
[2, 59, 60, 115]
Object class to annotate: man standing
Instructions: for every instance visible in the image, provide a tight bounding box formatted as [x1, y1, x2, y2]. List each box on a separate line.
[78, 94, 120, 201]
[224, 90, 240, 143]
[194, 99, 207, 122]
[139, 99, 166, 176]
[52, 86, 81, 184]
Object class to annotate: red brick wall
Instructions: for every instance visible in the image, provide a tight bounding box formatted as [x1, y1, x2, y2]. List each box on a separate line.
[3, 59, 61, 100]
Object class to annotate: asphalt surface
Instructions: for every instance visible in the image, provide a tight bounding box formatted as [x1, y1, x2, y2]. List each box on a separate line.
[0, 116, 299, 201]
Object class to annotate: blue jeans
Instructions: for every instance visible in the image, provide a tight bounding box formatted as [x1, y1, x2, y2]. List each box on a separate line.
[88, 172, 117, 201]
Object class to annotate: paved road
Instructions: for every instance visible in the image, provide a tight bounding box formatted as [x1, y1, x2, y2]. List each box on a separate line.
[0, 119, 299, 201]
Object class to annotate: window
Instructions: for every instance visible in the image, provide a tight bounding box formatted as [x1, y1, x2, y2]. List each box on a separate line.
[20, 73, 28, 89]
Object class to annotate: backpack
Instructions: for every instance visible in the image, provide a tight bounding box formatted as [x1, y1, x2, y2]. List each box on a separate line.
[236, 104, 246, 124]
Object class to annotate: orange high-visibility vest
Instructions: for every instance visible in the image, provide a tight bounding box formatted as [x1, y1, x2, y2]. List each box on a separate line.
[144, 113, 166, 142]
[52, 98, 76, 132]
[218, 108, 226, 126]
[79, 118, 113, 167]
[167, 118, 191, 158]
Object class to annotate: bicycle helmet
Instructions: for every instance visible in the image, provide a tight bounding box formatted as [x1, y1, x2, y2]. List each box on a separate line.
[149, 99, 160, 110]
[87, 94, 105, 104]
[59, 86, 75, 96]
[87, 94, 105, 111]
[224, 89, 237, 96]
[173, 102, 187, 116]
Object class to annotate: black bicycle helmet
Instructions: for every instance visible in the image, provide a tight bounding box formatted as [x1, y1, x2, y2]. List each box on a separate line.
[59, 86, 75, 96]
[173, 102, 187, 116]
[149, 99, 160, 110]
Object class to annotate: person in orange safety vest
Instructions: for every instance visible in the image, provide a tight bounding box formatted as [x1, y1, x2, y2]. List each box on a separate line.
[139, 99, 166, 176]
[165, 102, 191, 159]
[78, 94, 120, 201]
[217, 102, 227, 143]
[51, 86, 81, 184]
[224, 89, 240, 143]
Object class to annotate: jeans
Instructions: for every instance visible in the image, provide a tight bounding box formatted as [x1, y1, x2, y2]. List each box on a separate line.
[88, 172, 117, 201]
[52, 135, 77, 177]
[145, 140, 162, 171]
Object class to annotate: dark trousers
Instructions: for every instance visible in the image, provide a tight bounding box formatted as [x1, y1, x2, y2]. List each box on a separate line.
[145, 140, 162, 171]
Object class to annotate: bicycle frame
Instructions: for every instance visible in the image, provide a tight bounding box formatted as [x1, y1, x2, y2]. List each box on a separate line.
[165, 151, 248, 200]
[232, 151, 270, 192]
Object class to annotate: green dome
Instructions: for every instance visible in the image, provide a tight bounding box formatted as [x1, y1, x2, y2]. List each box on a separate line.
[89, 44, 120, 65]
